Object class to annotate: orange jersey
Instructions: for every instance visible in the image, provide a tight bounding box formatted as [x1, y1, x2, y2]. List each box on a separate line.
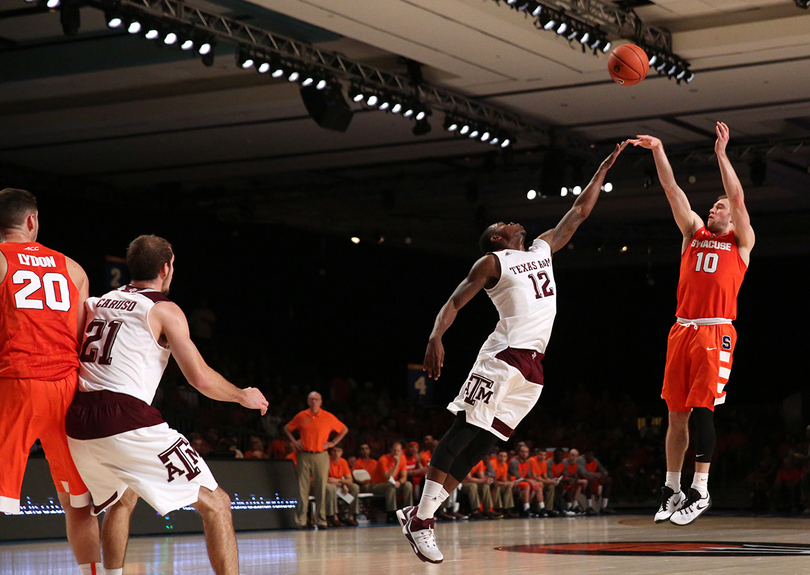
[372, 453, 406, 483]
[328, 457, 351, 479]
[676, 228, 746, 320]
[530, 456, 548, 477]
[549, 460, 565, 479]
[491, 457, 509, 481]
[0, 242, 79, 380]
[353, 457, 378, 476]
[419, 450, 432, 467]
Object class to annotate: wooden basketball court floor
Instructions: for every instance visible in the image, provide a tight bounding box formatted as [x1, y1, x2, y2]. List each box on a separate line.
[2, 514, 810, 574]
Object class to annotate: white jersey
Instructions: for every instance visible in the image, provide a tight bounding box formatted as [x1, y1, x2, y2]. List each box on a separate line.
[78, 285, 171, 405]
[479, 238, 557, 355]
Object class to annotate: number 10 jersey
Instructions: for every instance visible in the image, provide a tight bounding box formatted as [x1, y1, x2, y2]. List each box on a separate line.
[78, 285, 171, 405]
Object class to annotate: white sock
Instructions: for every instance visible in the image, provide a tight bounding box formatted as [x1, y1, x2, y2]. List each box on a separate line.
[523, 502, 530, 511]
[79, 563, 104, 575]
[691, 472, 709, 497]
[665, 472, 681, 492]
[588, 497, 595, 509]
[538, 501, 545, 510]
[417, 480, 448, 520]
[106, 569, 123, 575]
[601, 498, 609, 509]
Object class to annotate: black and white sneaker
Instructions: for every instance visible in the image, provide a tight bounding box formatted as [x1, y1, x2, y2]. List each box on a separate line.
[670, 488, 711, 526]
[654, 486, 685, 523]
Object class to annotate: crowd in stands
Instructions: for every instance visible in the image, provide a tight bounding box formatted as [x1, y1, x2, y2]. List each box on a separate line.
[148, 333, 810, 522]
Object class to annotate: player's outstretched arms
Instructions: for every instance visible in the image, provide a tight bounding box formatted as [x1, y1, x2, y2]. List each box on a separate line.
[715, 122, 755, 259]
[423, 254, 500, 380]
[153, 302, 269, 415]
[630, 135, 702, 241]
[539, 142, 627, 253]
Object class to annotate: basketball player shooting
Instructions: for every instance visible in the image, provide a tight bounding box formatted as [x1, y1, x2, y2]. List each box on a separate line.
[631, 122, 755, 526]
[397, 141, 628, 564]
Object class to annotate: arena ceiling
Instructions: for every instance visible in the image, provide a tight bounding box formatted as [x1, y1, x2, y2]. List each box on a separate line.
[1, 0, 809, 265]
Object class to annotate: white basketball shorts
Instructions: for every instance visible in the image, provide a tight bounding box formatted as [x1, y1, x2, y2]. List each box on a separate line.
[67, 423, 218, 516]
[447, 347, 545, 441]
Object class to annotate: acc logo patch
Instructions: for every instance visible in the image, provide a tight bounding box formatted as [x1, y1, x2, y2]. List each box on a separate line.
[496, 542, 810, 556]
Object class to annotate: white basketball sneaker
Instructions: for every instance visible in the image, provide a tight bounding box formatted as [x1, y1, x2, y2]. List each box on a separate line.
[396, 505, 443, 564]
[670, 488, 711, 526]
[654, 486, 685, 523]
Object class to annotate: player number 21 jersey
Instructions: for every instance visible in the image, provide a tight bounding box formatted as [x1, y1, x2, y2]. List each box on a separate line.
[480, 238, 557, 355]
[78, 285, 171, 405]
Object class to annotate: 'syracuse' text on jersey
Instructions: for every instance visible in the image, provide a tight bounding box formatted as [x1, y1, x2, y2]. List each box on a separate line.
[675, 228, 746, 320]
[479, 238, 556, 355]
[78, 285, 171, 404]
[0, 242, 79, 379]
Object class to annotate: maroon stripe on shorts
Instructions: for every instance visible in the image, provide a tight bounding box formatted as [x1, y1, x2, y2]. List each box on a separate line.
[66, 389, 165, 440]
[494, 347, 545, 385]
[492, 417, 514, 438]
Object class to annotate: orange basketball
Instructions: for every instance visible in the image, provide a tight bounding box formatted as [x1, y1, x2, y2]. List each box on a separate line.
[607, 44, 649, 86]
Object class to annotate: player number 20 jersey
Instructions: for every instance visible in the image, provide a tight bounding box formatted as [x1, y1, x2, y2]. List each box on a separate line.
[480, 238, 557, 355]
[78, 285, 171, 405]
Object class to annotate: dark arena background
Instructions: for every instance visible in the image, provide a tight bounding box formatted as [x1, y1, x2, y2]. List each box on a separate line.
[1, 0, 810, 573]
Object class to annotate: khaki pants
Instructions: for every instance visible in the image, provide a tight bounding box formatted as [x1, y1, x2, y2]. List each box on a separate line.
[296, 451, 329, 527]
[541, 483, 556, 511]
[492, 483, 514, 510]
[361, 481, 413, 511]
[461, 482, 494, 512]
[324, 482, 360, 516]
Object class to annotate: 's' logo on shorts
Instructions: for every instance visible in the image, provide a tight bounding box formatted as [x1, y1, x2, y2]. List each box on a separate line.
[463, 373, 495, 406]
[159, 438, 202, 483]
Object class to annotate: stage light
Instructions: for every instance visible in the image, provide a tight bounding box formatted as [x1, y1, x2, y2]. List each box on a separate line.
[349, 86, 364, 102]
[444, 116, 459, 131]
[527, 189, 537, 200]
[531, 4, 542, 16]
[301, 76, 314, 87]
[145, 27, 159, 40]
[459, 124, 470, 135]
[480, 131, 491, 141]
[391, 103, 402, 113]
[684, 71, 695, 83]
[603, 182, 613, 192]
[316, 79, 328, 90]
[105, 11, 122, 28]
[573, 185, 582, 196]
[556, 21, 568, 35]
[489, 137, 500, 145]
[415, 110, 426, 121]
[237, 48, 254, 69]
[287, 71, 300, 82]
[127, 20, 141, 34]
[601, 40, 611, 52]
[257, 61, 270, 74]
[350, 236, 360, 244]
[412, 117, 431, 136]
[561, 187, 569, 197]
[469, 129, 480, 138]
[648, 54, 658, 66]
[181, 38, 194, 50]
[366, 94, 378, 106]
[163, 32, 177, 45]
[501, 138, 511, 148]
[579, 31, 590, 44]
[46, 0, 60, 7]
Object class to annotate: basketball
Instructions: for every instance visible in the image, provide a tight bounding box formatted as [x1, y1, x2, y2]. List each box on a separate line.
[607, 44, 649, 86]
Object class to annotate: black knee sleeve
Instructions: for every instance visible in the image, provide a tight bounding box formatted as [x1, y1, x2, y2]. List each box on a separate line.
[430, 413, 498, 482]
[692, 407, 715, 463]
[448, 431, 499, 483]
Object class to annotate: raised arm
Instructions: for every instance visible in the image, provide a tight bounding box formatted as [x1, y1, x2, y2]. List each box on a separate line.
[715, 122, 755, 265]
[423, 254, 500, 380]
[538, 142, 627, 253]
[632, 135, 702, 248]
[152, 302, 268, 414]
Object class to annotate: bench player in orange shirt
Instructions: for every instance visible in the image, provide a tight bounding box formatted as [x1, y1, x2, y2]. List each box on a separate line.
[0, 188, 101, 575]
[632, 122, 755, 526]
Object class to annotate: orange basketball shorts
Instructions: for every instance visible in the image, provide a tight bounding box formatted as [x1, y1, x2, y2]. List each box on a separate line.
[0, 373, 90, 514]
[661, 322, 737, 413]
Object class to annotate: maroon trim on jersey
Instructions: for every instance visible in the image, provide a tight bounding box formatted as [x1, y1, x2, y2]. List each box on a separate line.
[120, 285, 170, 303]
[66, 389, 165, 440]
[492, 417, 514, 438]
[92, 491, 119, 515]
[495, 347, 545, 385]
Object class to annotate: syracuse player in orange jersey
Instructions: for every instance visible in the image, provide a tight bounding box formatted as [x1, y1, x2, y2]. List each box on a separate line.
[0, 188, 102, 574]
[632, 122, 755, 526]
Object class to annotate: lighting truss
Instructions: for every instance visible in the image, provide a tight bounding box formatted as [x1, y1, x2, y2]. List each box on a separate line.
[494, 0, 693, 84]
[79, 0, 589, 149]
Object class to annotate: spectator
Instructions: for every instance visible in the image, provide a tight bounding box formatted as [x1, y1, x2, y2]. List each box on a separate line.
[284, 391, 349, 529]
[404, 442, 426, 499]
[368, 441, 414, 523]
[548, 448, 574, 516]
[530, 449, 557, 517]
[325, 446, 360, 527]
[564, 448, 590, 513]
[490, 450, 517, 517]
[420, 435, 436, 468]
[509, 444, 540, 517]
[579, 450, 614, 514]
[244, 436, 269, 459]
[460, 459, 497, 519]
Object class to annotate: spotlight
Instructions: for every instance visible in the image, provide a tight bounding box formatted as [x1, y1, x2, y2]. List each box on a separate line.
[459, 124, 470, 135]
[566, 27, 578, 41]
[675, 67, 686, 80]
[257, 61, 270, 74]
[667, 63, 677, 76]
[561, 187, 569, 197]
[648, 54, 658, 66]
[412, 117, 431, 136]
[46, 0, 60, 7]
[601, 40, 611, 52]
[415, 109, 427, 121]
[501, 138, 511, 148]
[480, 131, 491, 141]
[556, 21, 568, 35]
[287, 71, 300, 82]
[145, 25, 159, 40]
[579, 31, 590, 44]
[105, 11, 122, 28]
[127, 20, 141, 34]
[531, 4, 542, 16]
[656, 59, 668, 71]
[349, 86, 364, 103]
[316, 79, 328, 90]
[527, 189, 537, 200]
[350, 236, 360, 244]
[444, 117, 459, 132]
[489, 137, 500, 145]
[589, 36, 603, 51]
[391, 103, 402, 113]
[573, 185, 582, 196]
[198, 39, 215, 66]
[603, 182, 613, 192]
[469, 129, 479, 139]
[237, 49, 254, 70]
[539, 11, 557, 30]
[684, 71, 695, 83]
[378, 98, 390, 110]
[403, 105, 415, 117]
[180, 39, 194, 51]
[163, 32, 177, 45]
[366, 94, 379, 106]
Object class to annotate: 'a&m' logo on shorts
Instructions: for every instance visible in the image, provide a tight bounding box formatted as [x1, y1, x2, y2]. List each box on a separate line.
[463, 373, 495, 406]
[159, 438, 202, 483]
